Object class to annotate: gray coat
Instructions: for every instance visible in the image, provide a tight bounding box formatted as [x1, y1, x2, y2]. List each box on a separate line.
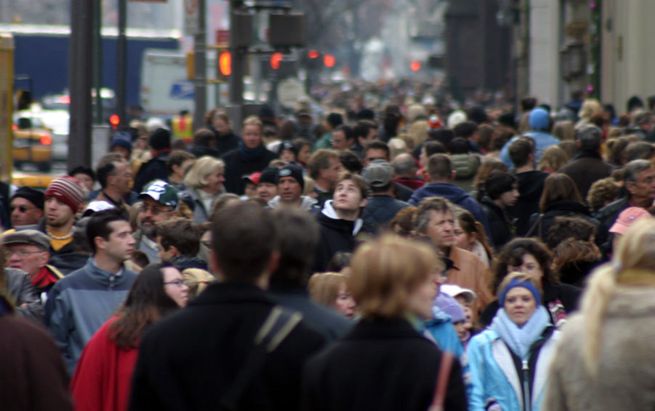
[6, 268, 41, 321]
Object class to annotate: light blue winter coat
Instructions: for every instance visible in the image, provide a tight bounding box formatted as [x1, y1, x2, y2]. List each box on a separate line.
[466, 328, 559, 411]
[499, 108, 560, 168]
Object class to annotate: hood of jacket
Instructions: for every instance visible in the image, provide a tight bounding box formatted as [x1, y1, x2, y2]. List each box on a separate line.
[529, 108, 550, 131]
[320, 200, 363, 235]
[418, 183, 471, 204]
[516, 170, 548, 201]
[451, 153, 481, 180]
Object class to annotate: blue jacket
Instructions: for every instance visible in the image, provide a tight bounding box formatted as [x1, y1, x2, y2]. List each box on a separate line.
[466, 328, 559, 411]
[45, 258, 136, 374]
[362, 195, 409, 233]
[408, 182, 492, 237]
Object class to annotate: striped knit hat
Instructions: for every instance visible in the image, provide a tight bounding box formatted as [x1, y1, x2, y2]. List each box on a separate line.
[45, 176, 85, 213]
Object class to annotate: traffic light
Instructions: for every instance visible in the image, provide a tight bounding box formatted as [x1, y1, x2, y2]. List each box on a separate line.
[218, 50, 232, 77]
[270, 52, 283, 70]
[307, 49, 320, 60]
[410, 60, 422, 72]
[323, 53, 336, 68]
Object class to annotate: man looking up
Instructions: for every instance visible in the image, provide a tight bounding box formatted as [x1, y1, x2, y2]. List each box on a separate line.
[45, 209, 137, 374]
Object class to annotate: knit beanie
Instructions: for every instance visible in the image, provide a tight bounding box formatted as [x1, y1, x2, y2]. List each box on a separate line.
[11, 187, 45, 210]
[111, 132, 133, 152]
[45, 176, 85, 213]
[277, 164, 305, 191]
[149, 128, 171, 151]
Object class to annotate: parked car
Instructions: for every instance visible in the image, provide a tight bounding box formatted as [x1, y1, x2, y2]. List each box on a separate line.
[13, 116, 53, 172]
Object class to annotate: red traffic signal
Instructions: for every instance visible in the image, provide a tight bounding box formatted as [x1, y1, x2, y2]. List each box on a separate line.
[410, 60, 422, 72]
[109, 114, 120, 129]
[323, 53, 336, 68]
[218, 50, 232, 77]
[270, 52, 283, 70]
[307, 49, 320, 59]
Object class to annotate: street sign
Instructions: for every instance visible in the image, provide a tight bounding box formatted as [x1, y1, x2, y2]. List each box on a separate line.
[215, 29, 229, 47]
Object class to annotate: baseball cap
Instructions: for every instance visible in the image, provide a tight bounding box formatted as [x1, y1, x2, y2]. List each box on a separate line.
[138, 180, 179, 209]
[2, 229, 50, 250]
[242, 172, 261, 186]
[259, 167, 279, 185]
[440, 284, 477, 304]
[362, 160, 394, 188]
[609, 207, 650, 235]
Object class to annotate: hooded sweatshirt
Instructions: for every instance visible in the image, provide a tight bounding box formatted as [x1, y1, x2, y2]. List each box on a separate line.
[312, 201, 363, 272]
[500, 108, 560, 168]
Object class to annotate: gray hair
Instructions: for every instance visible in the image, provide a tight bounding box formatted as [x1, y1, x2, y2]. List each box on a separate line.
[575, 125, 602, 152]
[623, 159, 652, 183]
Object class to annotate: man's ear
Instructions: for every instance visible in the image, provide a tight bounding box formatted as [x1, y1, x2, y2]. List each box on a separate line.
[168, 245, 180, 258]
[94, 236, 106, 252]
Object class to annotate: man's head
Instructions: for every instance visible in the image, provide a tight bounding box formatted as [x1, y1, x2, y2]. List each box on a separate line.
[332, 172, 368, 217]
[210, 202, 278, 284]
[391, 153, 418, 179]
[96, 153, 133, 195]
[453, 121, 478, 140]
[241, 116, 264, 149]
[256, 167, 279, 204]
[485, 171, 519, 207]
[635, 112, 654, 133]
[110, 132, 133, 161]
[155, 218, 201, 262]
[2, 230, 50, 275]
[86, 209, 135, 261]
[420, 141, 448, 168]
[363, 141, 390, 166]
[415, 197, 456, 251]
[270, 208, 320, 286]
[363, 160, 394, 194]
[68, 166, 96, 192]
[137, 180, 179, 238]
[167, 150, 196, 181]
[308, 149, 342, 189]
[10, 187, 44, 227]
[624, 159, 655, 202]
[331, 125, 354, 151]
[149, 128, 172, 152]
[44, 177, 85, 228]
[575, 124, 602, 153]
[277, 164, 305, 204]
[426, 154, 455, 182]
[508, 137, 535, 169]
[353, 120, 378, 146]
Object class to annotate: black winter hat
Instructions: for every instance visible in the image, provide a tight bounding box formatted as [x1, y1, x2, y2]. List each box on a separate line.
[277, 164, 304, 191]
[11, 187, 45, 210]
[149, 128, 171, 151]
[485, 171, 517, 200]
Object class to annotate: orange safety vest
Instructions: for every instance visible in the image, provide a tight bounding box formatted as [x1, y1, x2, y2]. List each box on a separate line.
[172, 115, 193, 144]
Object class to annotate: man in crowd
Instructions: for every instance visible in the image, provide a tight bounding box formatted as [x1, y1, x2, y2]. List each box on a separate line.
[392, 153, 424, 190]
[134, 128, 172, 193]
[508, 137, 548, 235]
[155, 217, 207, 271]
[331, 125, 355, 152]
[94, 153, 137, 208]
[134, 180, 180, 264]
[361, 160, 409, 233]
[268, 164, 317, 211]
[41, 176, 86, 258]
[255, 167, 279, 205]
[10, 187, 44, 229]
[166, 150, 196, 191]
[500, 107, 559, 167]
[308, 149, 342, 207]
[46, 209, 137, 374]
[313, 173, 368, 272]
[130, 202, 324, 410]
[351, 120, 378, 158]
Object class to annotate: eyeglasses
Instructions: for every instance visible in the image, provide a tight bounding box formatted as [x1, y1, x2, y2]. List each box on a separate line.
[141, 204, 173, 215]
[10, 205, 34, 213]
[164, 279, 187, 287]
[6, 249, 44, 257]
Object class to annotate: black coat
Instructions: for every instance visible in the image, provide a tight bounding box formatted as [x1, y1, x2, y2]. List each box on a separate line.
[559, 151, 613, 200]
[509, 170, 548, 236]
[526, 200, 598, 242]
[129, 282, 325, 411]
[312, 212, 359, 273]
[481, 197, 515, 250]
[212, 129, 240, 158]
[222, 146, 277, 195]
[302, 317, 468, 411]
[133, 153, 170, 193]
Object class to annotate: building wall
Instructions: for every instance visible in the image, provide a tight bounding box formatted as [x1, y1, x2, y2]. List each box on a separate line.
[528, 0, 561, 106]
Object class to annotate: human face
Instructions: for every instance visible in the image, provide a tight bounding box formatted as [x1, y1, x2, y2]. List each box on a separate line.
[98, 220, 135, 262]
[156, 236, 176, 262]
[10, 197, 44, 227]
[364, 148, 388, 166]
[278, 176, 302, 203]
[453, 321, 470, 342]
[331, 130, 350, 151]
[508, 253, 544, 280]
[256, 182, 278, 203]
[407, 272, 438, 320]
[360, 127, 377, 145]
[333, 179, 366, 213]
[334, 283, 356, 318]
[627, 167, 655, 202]
[6, 244, 49, 276]
[280, 149, 296, 163]
[203, 167, 225, 194]
[498, 185, 519, 207]
[138, 198, 175, 238]
[173, 159, 195, 181]
[297, 144, 311, 164]
[213, 117, 229, 134]
[242, 124, 262, 149]
[162, 266, 189, 307]
[454, 221, 474, 251]
[73, 173, 95, 192]
[44, 197, 75, 228]
[504, 286, 537, 327]
[109, 161, 133, 195]
[320, 157, 342, 188]
[424, 210, 456, 250]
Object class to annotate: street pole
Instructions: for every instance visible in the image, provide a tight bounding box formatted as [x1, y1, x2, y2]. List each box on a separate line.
[93, 0, 103, 124]
[68, 0, 95, 169]
[229, 0, 244, 106]
[193, 0, 207, 131]
[117, 0, 127, 126]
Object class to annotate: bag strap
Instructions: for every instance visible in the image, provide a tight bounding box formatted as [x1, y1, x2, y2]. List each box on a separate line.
[429, 351, 454, 411]
[220, 306, 302, 410]
[525, 213, 544, 237]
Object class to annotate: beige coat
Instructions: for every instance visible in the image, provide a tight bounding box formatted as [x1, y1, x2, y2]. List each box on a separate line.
[544, 288, 655, 411]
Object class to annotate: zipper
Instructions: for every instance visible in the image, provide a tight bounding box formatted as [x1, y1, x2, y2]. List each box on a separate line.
[522, 359, 531, 411]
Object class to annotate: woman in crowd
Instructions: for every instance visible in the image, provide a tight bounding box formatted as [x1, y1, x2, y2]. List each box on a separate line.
[468, 272, 558, 411]
[71, 263, 188, 411]
[472, 159, 509, 202]
[302, 235, 467, 411]
[454, 207, 494, 268]
[480, 171, 519, 250]
[481, 238, 581, 328]
[308, 272, 356, 319]
[545, 219, 655, 410]
[183, 156, 226, 223]
[526, 173, 597, 241]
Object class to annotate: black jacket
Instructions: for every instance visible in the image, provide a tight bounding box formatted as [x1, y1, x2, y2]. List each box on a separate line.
[212, 129, 240, 158]
[509, 170, 547, 236]
[312, 209, 360, 273]
[559, 151, 613, 200]
[594, 196, 630, 249]
[362, 195, 409, 234]
[481, 197, 515, 250]
[222, 146, 277, 195]
[133, 152, 170, 193]
[129, 282, 325, 411]
[302, 317, 468, 411]
[526, 200, 598, 242]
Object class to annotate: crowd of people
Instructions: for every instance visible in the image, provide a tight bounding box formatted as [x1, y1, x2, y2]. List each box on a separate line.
[3, 90, 655, 410]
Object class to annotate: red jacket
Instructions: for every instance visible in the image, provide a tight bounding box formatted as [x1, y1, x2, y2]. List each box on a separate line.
[71, 317, 139, 411]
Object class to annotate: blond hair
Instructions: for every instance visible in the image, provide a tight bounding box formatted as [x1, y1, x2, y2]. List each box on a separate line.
[182, 268, 215, 297]
[184, 156, 224, 189]
[308, 272, 348, 308]
[581, 217, 655, 377]
[348, 235, 441, 318]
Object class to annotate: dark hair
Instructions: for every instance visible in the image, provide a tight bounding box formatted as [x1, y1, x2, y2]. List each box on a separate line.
[325, 112, 343, 129]
[449, 137, 470, 154]
[539, 173, 583, 212]
[508, 137, 534, 168]
[69, 165, 96, 182]
[96, 153, 126, 188]
[167, 150, 196, 175]
[545, 216, 597, 250]
[326, 252, 352, 272]
[453, 121, 478, 139]
[270, 208, 320, 286]
[193, 128, 216, 148]
[454, 207, 493, 260]
[383, 105, 402, 138]
[575, 125, 602, 152]
[521, 97, 538, 111]
[292, 137, 311, 156]
[625, 141, 655, 162]
[353, 120, 376, 141]
[428, 128, 455, 149]
[427, 153, 453, 180]
[334, 124, 354, 141]
[339, 150, 363, 174]
[492, 238, 557, 292]
[211, 203, 278, 282]
[364, 140, 390, 160]
[424, 140, 448, 157]
[86, 209, 130, 254]
[156, 218, 203, 256]
[485, 171, 517, 200]
[109, 263, 180, 348]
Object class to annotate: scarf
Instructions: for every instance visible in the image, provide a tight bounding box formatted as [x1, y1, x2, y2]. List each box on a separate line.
[490, 306, 550, 359]
[238, 142, 268, 161]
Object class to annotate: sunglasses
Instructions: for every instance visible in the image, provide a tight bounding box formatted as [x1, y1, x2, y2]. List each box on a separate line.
[11, 205, 33, 213]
